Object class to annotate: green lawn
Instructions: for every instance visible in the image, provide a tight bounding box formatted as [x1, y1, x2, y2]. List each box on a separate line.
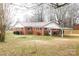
[0, 31, 79, 56]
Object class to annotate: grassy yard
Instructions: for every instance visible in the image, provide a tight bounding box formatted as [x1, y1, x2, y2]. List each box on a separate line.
[0, 31, 79, 56]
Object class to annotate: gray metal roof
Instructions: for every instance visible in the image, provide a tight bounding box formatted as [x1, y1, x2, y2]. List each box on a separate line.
[12, 21, 61, 29]
[22, 22, 48, 27]
[44, 23, 61, 29]
[22, 22, 61, 29]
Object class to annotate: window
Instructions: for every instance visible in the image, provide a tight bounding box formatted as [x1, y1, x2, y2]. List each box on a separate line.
[39, 28, 41, 30]
[28, 28, 31, 30]
[45, 28, 47, 30]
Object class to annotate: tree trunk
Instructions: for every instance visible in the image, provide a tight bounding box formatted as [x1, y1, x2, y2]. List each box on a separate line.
[0, 3, 5, 42]
[0, 25, 5, 42]
[0, 32, 5, 42]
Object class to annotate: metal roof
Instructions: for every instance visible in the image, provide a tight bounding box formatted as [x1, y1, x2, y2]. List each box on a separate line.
[22, 22, 61, 29]
[14, 23, 24, 28]
[44, 23, 61, 29]
[12, 21, 61, 29]
[22, 22, 48, 27]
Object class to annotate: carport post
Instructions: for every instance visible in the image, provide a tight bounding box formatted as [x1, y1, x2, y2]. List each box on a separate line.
[49, 28, 52, 36]
[61, 28, 64, 38]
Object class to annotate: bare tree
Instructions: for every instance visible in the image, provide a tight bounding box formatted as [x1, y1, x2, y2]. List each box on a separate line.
[49, 3, 70, 37]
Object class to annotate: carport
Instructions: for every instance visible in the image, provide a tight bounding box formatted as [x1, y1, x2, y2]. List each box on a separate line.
[44, 22, 62, 37]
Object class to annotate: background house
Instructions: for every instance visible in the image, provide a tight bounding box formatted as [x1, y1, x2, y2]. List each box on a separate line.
[7, 3, 79, 37]
[11, 20, 61, 36]
[73, 16, 79, 29]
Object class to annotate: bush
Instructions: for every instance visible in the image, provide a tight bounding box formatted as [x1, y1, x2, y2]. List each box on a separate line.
[13, 31, 20, 35]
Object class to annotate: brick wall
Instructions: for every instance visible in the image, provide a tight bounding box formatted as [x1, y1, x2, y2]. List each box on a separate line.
[73, 24, 79, 30]
[32, 27, 43, 35]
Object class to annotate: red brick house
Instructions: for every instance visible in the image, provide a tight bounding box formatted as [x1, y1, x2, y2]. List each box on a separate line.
[73, 16, 79, 30]
[11, 21, 61, 36]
